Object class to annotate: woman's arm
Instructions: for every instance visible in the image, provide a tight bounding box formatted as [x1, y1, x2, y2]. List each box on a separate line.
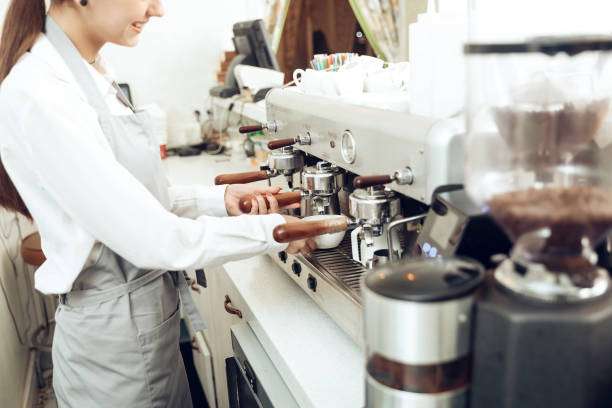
[5, 84, 289, 270]
[168, 184, 228, 218]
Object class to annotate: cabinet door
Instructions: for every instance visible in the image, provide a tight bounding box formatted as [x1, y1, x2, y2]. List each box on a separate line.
[208, 266, 245, 408]
[185, 269, 213, 344]
[184, 269, 216, 407]
[192, 331, 216, 408]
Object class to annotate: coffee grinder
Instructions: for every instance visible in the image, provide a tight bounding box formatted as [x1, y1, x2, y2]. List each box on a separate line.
[464, 30, 612, 408]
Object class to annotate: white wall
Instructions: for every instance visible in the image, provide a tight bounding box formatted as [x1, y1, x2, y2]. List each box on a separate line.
[103, 1, 266, 129]
[0, 0, 266, 136]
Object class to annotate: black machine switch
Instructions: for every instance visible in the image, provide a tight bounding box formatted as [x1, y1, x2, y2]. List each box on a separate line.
[307, 274, 317, 292]
[195, 269, 207, 288]
[291, 261, 302, 277]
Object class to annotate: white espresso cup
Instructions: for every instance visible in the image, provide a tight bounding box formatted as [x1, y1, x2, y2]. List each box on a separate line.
[293, 69, 322, 95]
[364, 69, 404, 93]
[334, 70, 365, 95]
[293, 68, 341, 96]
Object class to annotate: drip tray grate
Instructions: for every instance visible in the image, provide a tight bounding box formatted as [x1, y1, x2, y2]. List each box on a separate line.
[303, 234, 367, 302]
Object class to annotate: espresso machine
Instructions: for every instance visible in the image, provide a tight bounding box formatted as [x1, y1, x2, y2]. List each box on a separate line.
[246, 88, 465, 344]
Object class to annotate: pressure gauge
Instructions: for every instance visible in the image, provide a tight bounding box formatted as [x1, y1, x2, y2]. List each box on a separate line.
[341, 131, 356, 164]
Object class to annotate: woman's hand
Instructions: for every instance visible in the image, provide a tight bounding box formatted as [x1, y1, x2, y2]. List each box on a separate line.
[280, 215, 318, 254]
[224, 185, 301, 216]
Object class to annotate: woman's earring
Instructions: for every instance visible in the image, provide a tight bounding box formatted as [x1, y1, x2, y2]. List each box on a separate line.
[80, 0, 88, 6]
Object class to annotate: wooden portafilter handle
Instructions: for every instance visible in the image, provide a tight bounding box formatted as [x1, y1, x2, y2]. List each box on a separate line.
[267, 138, 296, 150]
[214, 170, 269, 185]
[273, 217, 348, 243]
[238, 191, 303, 213]
[238, 125, 264, 134]
[353, 175, 393, 189]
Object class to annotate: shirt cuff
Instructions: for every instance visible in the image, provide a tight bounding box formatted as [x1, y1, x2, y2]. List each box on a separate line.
[261, 213, 289, 253]
[196, 185, 228, 217]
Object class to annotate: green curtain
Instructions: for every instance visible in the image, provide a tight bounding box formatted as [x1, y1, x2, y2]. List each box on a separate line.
[264, 0, 292, 52]
[348, 0, 401, 61]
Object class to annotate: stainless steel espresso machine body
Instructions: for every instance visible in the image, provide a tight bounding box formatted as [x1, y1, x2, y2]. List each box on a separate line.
[349, 187, 403, 267]
[265, 88, 464, 204]
[415, 188, 512, 268]
[300, 161, 345, 216]
[262, 88, 465, 344]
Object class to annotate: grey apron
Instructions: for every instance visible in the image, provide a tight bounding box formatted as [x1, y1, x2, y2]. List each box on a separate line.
[45, 16, 203, 408]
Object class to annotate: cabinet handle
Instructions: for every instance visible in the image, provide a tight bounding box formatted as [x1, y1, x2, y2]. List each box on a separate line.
[191, 336, 200, 353]
[224, 294, 243, 319]
[190, 280, 201, 293]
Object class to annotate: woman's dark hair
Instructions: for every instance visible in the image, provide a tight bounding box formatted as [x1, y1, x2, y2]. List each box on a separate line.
[0, 0, 47, 219]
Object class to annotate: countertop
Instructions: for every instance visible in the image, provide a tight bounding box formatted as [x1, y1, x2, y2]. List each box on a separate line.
[163, 153, 365, 408]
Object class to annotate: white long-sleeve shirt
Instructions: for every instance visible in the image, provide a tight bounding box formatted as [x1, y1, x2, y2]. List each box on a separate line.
[0, 34, 287, 294]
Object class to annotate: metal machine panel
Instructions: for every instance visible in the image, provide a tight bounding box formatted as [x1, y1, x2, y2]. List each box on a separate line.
[266, 89, 465, 204]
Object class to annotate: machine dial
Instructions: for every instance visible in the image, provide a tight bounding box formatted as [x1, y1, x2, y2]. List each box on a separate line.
[341, 130, 357, 164]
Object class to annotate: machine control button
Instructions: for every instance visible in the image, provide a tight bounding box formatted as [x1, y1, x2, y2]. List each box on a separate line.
[341, 131, 356, 163]
[307, 274, 317, 292]
[291, 261, 302, 277]
[278, 251, 288, 263]
[300, 132, 312, 145]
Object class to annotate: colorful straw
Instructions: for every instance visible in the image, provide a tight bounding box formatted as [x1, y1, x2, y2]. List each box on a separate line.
[310, 53, 358, 71]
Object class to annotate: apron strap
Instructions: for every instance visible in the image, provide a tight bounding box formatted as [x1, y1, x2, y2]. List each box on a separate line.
[44, 16, 110, 115]
[177, 271, 207, 332]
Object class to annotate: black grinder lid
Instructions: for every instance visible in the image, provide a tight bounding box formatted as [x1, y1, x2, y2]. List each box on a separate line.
[365, 257, 485, 302]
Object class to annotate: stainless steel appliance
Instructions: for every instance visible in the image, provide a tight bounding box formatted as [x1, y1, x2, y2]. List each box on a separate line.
[349, 186, 402, 267]
[363, 257, 484, 408]
[258, 88, 464, 344]
[462, 30, 612, 408]
[415, 187, 512, 268]
[226, 324, 298, 408]
[300, 161, 345, 216]
[214, 145, 304, 188]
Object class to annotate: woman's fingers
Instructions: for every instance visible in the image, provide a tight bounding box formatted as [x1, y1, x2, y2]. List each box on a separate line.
[255, 194, 267, 214]
[267, 193, 279, 213]
[253, 186, 281, 195]
[249, 198, 258, 215]
[285, 238, 317, 255]
[306, 238, 318, 252]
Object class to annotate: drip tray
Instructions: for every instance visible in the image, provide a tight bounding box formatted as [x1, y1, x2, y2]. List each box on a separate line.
[302, 234, 367, 304]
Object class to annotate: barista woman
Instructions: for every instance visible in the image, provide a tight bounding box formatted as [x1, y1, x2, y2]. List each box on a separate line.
[0, 0, 315, 406]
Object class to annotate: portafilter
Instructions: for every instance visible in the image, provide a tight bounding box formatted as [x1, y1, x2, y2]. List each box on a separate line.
[214, 146, 304, 187]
